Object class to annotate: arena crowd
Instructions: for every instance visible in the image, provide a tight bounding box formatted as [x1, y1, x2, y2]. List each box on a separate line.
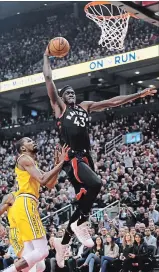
[0, 9, 159, 82]
[0, 106, 159, 271]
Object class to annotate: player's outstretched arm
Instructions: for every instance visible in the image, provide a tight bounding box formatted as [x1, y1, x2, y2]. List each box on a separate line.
[43, 47, 65, 118]
[45, 146, 67, 189]
[18, 145, 68, 186]
[80, 87, 157, 113]
[18, 156, 63, 186]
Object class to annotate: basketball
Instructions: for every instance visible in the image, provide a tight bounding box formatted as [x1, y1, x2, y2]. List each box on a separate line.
[48, 37, 70, 58]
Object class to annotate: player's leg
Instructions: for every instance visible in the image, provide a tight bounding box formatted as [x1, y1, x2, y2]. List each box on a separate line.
[20, 241, 35, 272]
[53, 206, 81, 268]
[74, 161, 101, 218]
[20, 242, 45, 272]
[22, 238, 48, 270]
[3, 198, 48, 272]
[54, 161, 101, 268]
[10, 229, 45, 272]
[70, 161, 101, 240]
[64, 159, 101, 238]
[23, 242, 46, 272]
[22, 260, 45, 272]
[36, 261, 46, 272]
[2, 237, 48, 272]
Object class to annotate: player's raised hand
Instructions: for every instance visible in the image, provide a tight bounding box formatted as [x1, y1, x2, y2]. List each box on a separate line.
[140, 87, 157, 98]
[44, 43, 51, 57]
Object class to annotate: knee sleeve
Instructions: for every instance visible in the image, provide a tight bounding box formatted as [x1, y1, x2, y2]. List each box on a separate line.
[36, 260, 46, 272]
[32, 237, 49, 260]
[24, 248, 48, 269]
[23, 237, 49, 269]
[22, 241, 34, 257]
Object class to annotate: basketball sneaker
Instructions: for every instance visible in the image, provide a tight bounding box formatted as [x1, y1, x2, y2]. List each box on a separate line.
[71, 220, 94, 248]
[53, 238, 68, 268]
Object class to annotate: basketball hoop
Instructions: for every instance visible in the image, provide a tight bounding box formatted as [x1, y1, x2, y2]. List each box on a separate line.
[84, 1, 134, 50]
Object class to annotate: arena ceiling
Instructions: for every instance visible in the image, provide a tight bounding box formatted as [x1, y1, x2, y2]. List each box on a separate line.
[1, 1, 159, 23]
[0, 1, 69, 19]
[117, 1, 159, 26]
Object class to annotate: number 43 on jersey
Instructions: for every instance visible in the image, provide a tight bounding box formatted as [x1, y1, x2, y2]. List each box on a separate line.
[74, 117, 86, 127]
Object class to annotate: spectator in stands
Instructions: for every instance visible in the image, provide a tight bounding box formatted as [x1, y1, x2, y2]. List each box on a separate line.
[100, 228, 108, 244]
[120, 192, 133, 206]
[148, 204, 159, 224]
[140, 194, 150, 209]
[155, 227, 159, 254]
[144, 227, 157, 254]
[78, 236, 104, 271]
[144, 178, 153, 193]
[134, 223, 140, 233]
[123, 233, 148, 272]
[136, 207, 145, 222]
[2, 239, 16, 269]
[116, 228, 125, 249]
[103, 214, 111, 231]
[141, 212, 149, 227]
[133, 177, 146, 192]
[67, 245, 90, 272]
[139, 223, 146, 236]
[124, 207, 136, 228]
[130, 227, 136, 237]
[100, 235, 119, 272]
[119, 207, 127, 226]
[120, 233, 134, 272]
[149, 222, 156, 236]
[152, 198, 159, 212]
[154, 177, 159, 190]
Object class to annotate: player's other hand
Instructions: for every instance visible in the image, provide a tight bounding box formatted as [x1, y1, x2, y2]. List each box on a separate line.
[54, 145, 60, 165]
[140, 87, 157, 98]
[59, 144, 69, 162]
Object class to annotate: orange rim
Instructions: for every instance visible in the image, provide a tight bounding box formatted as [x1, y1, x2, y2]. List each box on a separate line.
[84, 1, 136, 20]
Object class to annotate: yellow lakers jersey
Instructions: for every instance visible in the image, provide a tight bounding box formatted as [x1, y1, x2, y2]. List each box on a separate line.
[15, 154, 40, 199]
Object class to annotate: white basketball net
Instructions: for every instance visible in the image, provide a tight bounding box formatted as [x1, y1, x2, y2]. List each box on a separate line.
[85, 2, 131, 50]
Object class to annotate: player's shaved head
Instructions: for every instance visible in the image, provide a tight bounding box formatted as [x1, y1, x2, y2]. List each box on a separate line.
[16, 137, 36, 154]
[16, 138, 26, 153]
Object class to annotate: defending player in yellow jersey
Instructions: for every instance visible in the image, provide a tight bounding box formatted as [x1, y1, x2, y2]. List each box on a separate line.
[3, 137, 68, 272]
[14, 160, 45, 242]
[0, 192, 46, 272]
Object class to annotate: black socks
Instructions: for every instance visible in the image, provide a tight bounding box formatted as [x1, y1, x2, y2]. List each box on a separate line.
[77, 213, 89, 226]
[61, 229, 72, 245]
